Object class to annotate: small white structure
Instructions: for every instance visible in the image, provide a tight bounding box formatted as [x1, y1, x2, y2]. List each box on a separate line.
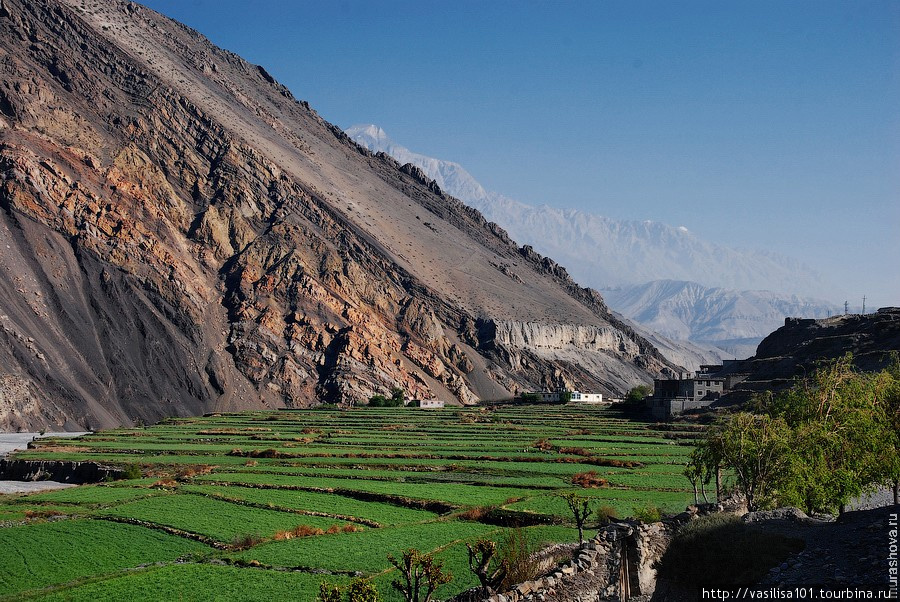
[527, 390, 603, 403]
[570, 391, 603, 404]
[417, 399, 445, 409]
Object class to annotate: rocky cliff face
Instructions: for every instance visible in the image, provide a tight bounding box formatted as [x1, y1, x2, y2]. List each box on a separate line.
[717, 308, 900, 404]
[0, 0, 677, 430]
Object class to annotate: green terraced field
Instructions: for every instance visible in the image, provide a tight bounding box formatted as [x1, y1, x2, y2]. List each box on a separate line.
[1, 404, 699, 601]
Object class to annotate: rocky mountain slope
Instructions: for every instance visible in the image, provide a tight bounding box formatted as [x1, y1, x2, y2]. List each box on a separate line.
[346, 125, 830, 298]
[717, 307, 900, 404]
[0, 0, 676, 430]
[347, 125, 839, 356]
[603, 280, 841, 360]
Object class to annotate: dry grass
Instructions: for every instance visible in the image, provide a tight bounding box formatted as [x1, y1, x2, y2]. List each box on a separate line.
[571, 470, 608, 488]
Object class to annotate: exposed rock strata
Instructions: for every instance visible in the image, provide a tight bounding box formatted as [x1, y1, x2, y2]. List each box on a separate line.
[0, 0, 677, 429]
[717, 308, 900, 405]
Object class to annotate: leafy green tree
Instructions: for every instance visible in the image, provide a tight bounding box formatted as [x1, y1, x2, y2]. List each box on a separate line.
[558, 391, 572, 404]
[688, 355, 900, 514]
[625, 384, 652, 404]
[388, 548, 452, 602]
[368, 394, 388, 407]
[390, 387, 405, 406]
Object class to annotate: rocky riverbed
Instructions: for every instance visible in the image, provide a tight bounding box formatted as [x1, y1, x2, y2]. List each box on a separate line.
[0, 432, 89, 494]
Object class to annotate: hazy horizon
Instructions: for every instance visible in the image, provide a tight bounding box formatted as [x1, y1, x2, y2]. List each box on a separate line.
[137, 0, 899, 309]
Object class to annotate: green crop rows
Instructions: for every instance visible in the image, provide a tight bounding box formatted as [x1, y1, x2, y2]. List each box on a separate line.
[0, 405, 698, 600]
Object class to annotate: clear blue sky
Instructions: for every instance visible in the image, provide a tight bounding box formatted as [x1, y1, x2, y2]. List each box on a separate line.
[139, 0, 899, 308]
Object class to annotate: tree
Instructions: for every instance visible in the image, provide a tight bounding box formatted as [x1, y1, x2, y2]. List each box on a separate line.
[368, 394, 388, 407]
[390, 387, 405, 406]
[388, 548, 452, 602]
[558, 391, 572, 404]
[466, 538, 506, 595]
[760, 354, 897, 513]
[687, 355, 900, 514]
[561, 492, 593, 544]
[703, 412, 792, 512]
[625, 385, 652, 404]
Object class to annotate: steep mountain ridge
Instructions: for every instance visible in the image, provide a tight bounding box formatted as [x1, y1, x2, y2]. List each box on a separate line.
[346, 124, 830, 298]
[0, 0, 674, 430]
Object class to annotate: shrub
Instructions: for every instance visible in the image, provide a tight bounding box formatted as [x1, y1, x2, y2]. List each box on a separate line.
[632, 504, 662, 523]
[458, 506, 492, 522]
[318, 582, 343, 602]
[150, 479, 178, 489]
[122, 463, 143, 480]
[571, 470, 608, 488]
[293, 524, 325, 537]
[497, 528, 539, 591]
[595, 505, 617, 526]
[558, 446, 591, 456]
[347, 577, 379, 602]
[175, 464, 214, 479]
[231, 533, 265, 550]
[533, 438, 554, 451]
[566, 428, 593, 436]
[24, 509, 65, 520]
[655, 513, 804, 586]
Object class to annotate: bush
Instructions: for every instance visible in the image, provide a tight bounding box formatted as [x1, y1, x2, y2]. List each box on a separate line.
[497, 528, 539, 591]
[122, 463, 142, 480]
[533, 438, 554, 451]
[571, 470, 608, 488]
[231, 533, 265, 550]
[632, 504, 662, 523]
[318, 582, 344, 602]
[347, 577, 379, 602]
[656, 513, 804, 586]
[625, 385, 652, 404]
[595, 505, 617, 526]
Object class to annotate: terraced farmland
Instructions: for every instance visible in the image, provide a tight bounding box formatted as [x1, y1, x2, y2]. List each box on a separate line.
[0, 405, 699, 600]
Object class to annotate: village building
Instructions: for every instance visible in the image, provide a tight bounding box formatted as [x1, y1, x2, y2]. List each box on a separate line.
[526, 390, 603, 404]
[415, 399, 445, 409]
[647, 363, 747, 419]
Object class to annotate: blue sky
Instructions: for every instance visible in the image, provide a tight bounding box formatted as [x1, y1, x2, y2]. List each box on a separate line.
[139, 0, 899, 308]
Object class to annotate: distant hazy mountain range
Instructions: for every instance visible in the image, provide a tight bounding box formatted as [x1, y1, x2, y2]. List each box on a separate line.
[347, 124, 840, 358]
[602, 280, 841, 360]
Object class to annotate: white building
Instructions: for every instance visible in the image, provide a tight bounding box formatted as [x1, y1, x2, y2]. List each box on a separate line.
[528, 391, 603, 403]
[417, 399, 445, 409]
[570, 391, 603, 404]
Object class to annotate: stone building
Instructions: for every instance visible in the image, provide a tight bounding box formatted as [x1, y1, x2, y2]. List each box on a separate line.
[648, 363, 746, 419]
